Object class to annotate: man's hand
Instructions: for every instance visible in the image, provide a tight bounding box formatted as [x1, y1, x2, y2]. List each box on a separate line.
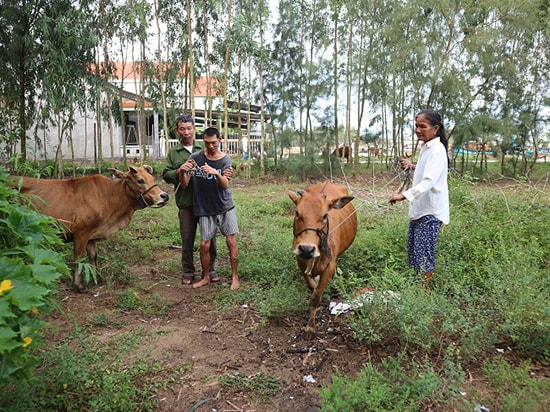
[223, 167, 234, 180]
[177, 159, 195, 175]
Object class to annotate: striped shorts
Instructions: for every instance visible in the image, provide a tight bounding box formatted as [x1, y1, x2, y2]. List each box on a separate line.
[199, 208, 239, 241]
[407, 215, 442, 273]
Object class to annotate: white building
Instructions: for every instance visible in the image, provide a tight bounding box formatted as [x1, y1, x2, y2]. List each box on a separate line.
[22, 62, 268, 163]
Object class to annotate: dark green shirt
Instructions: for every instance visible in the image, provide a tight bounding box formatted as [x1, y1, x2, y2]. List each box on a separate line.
[162, 142, 203, 209]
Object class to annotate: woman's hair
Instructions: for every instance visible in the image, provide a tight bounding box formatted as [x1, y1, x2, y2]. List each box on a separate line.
[416, 109, 448, 153]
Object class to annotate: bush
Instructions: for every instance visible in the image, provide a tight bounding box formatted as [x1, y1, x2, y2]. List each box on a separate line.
[319, 353, 450, 411]
[0, 168, 69, 382]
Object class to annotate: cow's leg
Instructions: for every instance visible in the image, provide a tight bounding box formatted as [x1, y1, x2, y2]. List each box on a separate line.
[86, 240, 98, 267]
[305, 265, 336, 335]
[302, 272, 318, 290]
[72, 237, 90, 292]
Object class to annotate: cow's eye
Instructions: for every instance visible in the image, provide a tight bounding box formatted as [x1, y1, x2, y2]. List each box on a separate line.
[295, 211, 300, 219]
[322, 213, 328, 220]
[137, 178, 145, 184]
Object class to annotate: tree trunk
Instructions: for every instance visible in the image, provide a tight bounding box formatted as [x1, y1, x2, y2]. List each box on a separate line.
[223, 0, 233, 148]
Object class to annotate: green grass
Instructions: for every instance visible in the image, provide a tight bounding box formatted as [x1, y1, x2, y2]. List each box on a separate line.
[1, 169, 548, 411]
[0, 326, 169, 412]
[218, 373, 286, 402]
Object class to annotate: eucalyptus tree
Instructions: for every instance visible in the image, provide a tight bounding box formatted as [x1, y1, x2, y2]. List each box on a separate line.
[328, 0, 344, 157]
[272, 0, 332, 160]
[252, 0, 271, 174]
[156, 0, 192, 114]
[0, 0, 98, 165]
[112, 0, 138, 167]
[152, 0, 169, 148]
[270, 0, 305, 137]
[457, 0, 550, 178]
[32, 1, 98, 176]
[344, 0, 384, 168]
[226, 6, 255, 155]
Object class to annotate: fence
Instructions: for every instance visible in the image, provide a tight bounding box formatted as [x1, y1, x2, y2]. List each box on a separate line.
[165, 135, 267, 158]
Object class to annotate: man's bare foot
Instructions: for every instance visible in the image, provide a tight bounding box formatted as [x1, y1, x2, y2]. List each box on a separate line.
[193, 277, 210, 289]
[230, 278, 240, 290]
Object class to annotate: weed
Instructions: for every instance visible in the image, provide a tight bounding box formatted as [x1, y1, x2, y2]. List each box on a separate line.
[0, 326, 163, 411]
[218, 372, 285, 402]
[113, 288, 141, 311]
[319, 353, 448, 411]
[478, 357, 550, 411]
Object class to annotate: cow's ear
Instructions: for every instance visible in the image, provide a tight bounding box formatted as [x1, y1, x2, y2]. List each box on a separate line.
[330, 196, 354, 210]
[142, 165, 153, 174]
[288, 190, 303, 204]
[128, 166, 138, 174]
[108, 168, 124, 179]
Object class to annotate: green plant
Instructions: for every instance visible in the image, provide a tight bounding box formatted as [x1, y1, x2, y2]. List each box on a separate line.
[479, 357, 550, 411]
[0, 326, 165, 411]
[0, 168, 69, 382]
[218, 372, 285, 402]
[113, 288, 141, 311]
[319, 353, 446, 411]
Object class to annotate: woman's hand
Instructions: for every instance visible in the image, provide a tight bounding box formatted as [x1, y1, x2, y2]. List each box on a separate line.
[389, 193, 406, 205]
[400, 158, 414, 169]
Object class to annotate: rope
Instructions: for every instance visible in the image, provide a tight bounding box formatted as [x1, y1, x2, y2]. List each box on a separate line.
[308, 154, 414, 236]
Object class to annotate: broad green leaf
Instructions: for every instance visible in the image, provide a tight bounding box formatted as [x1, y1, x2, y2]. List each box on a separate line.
[7, 280, 49, 312]
[0, 299, 16, 326]
[0, 326, 20, 353]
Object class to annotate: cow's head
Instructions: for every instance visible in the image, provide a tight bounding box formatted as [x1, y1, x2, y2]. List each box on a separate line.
[109, 165, 169, 207]
[289, 188, 354, 261]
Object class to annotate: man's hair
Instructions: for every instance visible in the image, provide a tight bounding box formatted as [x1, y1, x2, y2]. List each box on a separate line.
[175, 114, 194, 126]
[203, 127, 221, 138]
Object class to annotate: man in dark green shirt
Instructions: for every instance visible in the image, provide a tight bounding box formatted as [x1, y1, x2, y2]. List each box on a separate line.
[162, 114, 217, 284]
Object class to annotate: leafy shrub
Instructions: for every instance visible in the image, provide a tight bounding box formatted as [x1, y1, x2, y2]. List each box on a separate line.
[319, 353, 448, 411]
[480, 357, 550, 411]
[0, 168, 69, 382]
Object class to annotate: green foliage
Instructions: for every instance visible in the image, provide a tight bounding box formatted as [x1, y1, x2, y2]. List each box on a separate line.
[318, 178, 548, 409]
[479, 357, 550, 411]
[0, 326, 165, 412]
[112, 288, 168, 317]
[0, 168, 69, 382]
[319, 353, 449, 411]
[4, 173, 545, 409]
[218, 373, 285, 402]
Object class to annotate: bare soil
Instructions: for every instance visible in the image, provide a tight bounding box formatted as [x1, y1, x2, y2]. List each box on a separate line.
[46, 263, 381, 412]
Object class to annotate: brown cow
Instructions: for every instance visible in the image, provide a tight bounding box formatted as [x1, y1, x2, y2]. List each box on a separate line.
[333, 146, 351, 162]
[12, 165, 169, 291]
[288, 181, 357, 335]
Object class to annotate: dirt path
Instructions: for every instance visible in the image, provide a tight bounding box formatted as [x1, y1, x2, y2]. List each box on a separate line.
[47, 263, 374, 412]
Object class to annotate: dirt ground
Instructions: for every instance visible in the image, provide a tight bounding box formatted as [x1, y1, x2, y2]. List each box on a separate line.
[46, 261, 381, 412]
[42, 176, 549, 412]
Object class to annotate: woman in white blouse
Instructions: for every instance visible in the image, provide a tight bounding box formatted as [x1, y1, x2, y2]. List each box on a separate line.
[389, 109, 450, 287]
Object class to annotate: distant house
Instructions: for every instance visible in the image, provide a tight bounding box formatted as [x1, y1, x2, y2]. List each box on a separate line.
[22, 61, 267, 162]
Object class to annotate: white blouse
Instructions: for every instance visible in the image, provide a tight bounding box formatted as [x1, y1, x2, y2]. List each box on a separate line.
[402, 137, 450, 224]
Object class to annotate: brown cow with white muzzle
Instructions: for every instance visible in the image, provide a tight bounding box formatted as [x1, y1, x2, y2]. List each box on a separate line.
[12, 165, 169, 291]
[288, 181, 357, 335]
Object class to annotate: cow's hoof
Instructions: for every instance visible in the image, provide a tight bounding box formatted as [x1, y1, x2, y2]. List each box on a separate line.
[303, 327, 316, 340]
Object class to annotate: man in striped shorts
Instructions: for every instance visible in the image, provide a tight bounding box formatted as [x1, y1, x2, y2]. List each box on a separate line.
[179, 127, 240, 290]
